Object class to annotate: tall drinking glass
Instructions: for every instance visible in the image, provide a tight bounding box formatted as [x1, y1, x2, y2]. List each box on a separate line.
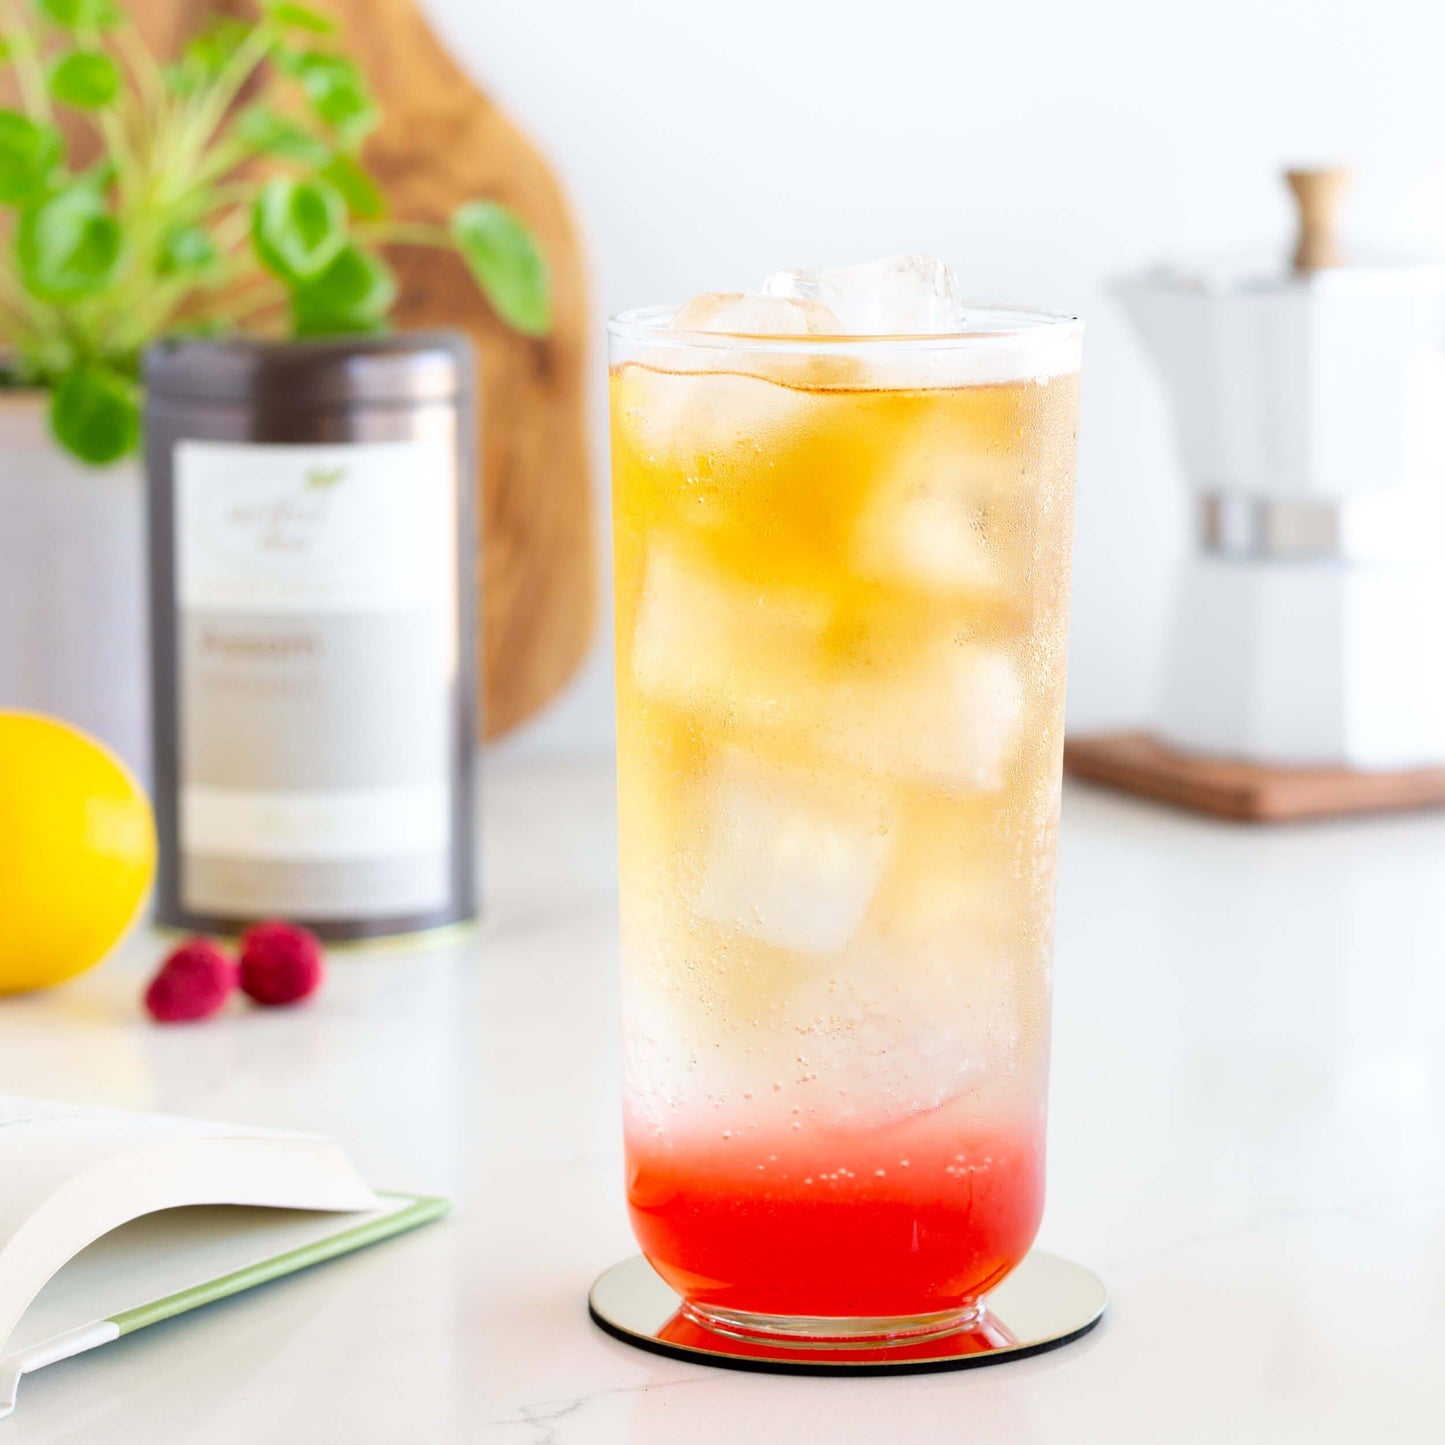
[608, 306, 1081, 1344]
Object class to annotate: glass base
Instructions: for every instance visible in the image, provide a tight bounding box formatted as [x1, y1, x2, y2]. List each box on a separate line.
[589, 1251, 1107, 1376]
[681, 1300, 985, 1349]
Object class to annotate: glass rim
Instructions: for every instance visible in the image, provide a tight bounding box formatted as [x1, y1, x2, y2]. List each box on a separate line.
[606, 303, 1082, 354]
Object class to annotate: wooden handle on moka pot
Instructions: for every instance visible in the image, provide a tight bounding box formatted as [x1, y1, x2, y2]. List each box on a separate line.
[1286, 167, 1349, 273]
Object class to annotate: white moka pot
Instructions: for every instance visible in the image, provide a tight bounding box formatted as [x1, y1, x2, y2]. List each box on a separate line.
[1116, 169, 1445, 769]
[0, 392, 149, 778]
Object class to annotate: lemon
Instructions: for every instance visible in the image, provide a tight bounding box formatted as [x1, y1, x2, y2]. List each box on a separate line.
[0, 711, 156, 995]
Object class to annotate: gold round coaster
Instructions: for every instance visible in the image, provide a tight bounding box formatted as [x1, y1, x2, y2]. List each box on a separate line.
[588, 1251, 1106, 1376]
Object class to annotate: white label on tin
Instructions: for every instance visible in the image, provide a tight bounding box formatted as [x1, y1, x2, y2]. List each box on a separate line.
[181, 785, 452, 860]
[177, 440, 455, 614]
[174, 439, 458, 921]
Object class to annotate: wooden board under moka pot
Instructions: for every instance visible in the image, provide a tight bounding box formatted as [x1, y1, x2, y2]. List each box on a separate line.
[130, 0, 597, 740]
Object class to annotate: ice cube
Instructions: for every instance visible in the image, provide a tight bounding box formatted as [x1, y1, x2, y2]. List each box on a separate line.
[853, 394, 1031, 593]
[788, 939, 1025, 1123]
[670, 292, 842, 336]
[631, 543, 831, 722]
[868, 814, 1009, 951]
[689, 749, 893, 955]
[825, 637, 1025, 792]
[620, 833, 1037, 1130]
[611, 365, 809, 475]
[762, 255, 968, 335]
[849, 404, 1034, 595]
[855, 466, 1001, 593]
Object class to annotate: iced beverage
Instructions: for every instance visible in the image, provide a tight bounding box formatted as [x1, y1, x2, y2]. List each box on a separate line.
[609, 262, 1081, 1342]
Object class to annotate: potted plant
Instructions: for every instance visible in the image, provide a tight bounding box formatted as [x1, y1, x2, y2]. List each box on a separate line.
[0, 0, 548, 775]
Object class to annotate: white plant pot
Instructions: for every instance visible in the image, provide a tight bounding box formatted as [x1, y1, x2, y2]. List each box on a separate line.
[0, 392, 149, 779]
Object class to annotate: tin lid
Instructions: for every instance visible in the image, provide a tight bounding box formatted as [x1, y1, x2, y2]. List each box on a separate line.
[144, 330, 473, 407]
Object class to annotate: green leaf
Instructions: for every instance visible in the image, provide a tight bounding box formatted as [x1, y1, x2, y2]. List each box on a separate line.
[158, 223, 218, 277]
[262, 1, 337, 34]
[48, 49, 121, 109]
[165, 18, 256, 95]
[160, 61, 196, 95]
[0, 38, 13, 61]
[0, 109, 63, 205]
[290, 241, 395, 334]
[451, 200, 551, 337]
[17, 185, 125, 300]
[50, 365, 139, 466]
[181, 18, 250, 80]
[75, 155, 116, 192]
[319, 150, 385, 220]
[251, 175, 346, 283]
[236, 105, 330, 166]
[281, 50, 377, 143]
[33, 0, 123, 30]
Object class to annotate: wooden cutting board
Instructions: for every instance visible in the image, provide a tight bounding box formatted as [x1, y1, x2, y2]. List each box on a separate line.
[127, 0, 597, 739]
[1064, 732, 1445, 822]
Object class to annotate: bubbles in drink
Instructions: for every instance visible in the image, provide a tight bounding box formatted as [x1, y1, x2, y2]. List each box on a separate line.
[785, 935, 1025, 1123]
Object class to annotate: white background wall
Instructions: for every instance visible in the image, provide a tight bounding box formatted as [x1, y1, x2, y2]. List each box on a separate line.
[427, 0, 1445, 758]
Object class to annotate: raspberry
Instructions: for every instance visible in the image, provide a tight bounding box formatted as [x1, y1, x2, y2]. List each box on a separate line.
[238, 921, 324, 1006]
[144, 938, 237, 1023]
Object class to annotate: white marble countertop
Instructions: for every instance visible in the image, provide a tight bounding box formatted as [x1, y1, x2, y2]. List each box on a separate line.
[2, 758, 1443, 1442]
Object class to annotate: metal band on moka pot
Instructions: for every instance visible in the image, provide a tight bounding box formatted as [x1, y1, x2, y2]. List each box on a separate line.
[1198, 491, 1445, 564]
[144, 334, 479, 943]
